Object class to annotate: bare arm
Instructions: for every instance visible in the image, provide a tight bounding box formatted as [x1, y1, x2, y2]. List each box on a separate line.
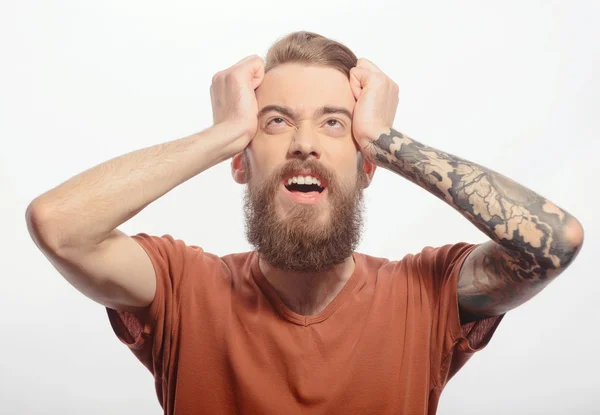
[26, 55, 265, 312]
[27, 122, 248, 250]
[364, 128, 584, 322]
[347, 60, 583, 323]
[26, 122, 246, 311]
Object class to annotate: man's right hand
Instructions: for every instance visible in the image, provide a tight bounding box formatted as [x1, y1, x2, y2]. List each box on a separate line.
[210, 55, 265, 158]
[26, 54, 267, 313]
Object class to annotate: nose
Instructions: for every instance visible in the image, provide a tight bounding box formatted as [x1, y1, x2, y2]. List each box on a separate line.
[288, 123, 322, 159]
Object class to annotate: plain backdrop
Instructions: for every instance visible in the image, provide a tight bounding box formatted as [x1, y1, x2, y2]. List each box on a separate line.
[1, 1, 599, 414]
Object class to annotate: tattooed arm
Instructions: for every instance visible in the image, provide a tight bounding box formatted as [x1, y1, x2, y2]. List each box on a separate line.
[365, 128, 584, 324]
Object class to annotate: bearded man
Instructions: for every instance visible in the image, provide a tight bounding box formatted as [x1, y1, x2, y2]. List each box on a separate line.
[26, 31, 584, 415]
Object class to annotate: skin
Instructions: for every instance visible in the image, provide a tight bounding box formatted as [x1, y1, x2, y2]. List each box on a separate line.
[350, 58, 584, 323]
[233, 59, 584, 322]
[367, 128, 584, 321]
[232, 63, 375, 315]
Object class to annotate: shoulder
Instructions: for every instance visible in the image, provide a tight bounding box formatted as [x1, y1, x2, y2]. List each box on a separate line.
[353, 242, 477, 278]
[132, 233, 257, 278]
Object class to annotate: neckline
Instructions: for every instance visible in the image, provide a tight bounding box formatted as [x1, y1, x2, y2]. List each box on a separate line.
[250, 251, 365, 326]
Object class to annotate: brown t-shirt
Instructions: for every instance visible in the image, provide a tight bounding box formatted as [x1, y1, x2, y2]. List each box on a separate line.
[106, 233, 504, 415]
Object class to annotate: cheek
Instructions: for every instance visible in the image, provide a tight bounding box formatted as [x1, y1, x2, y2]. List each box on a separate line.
[246, 143, 285, 186]
[334, 160, 360, 190]
[249, 134, 290, 161]
[346, 168, 360, 187]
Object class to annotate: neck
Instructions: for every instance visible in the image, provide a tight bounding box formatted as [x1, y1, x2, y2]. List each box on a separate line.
[258, 254, 355, 316]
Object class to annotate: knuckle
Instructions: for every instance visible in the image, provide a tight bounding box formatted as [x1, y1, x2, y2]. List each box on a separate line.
[224, 71, 235, 82]
[372, 74, 385, 84]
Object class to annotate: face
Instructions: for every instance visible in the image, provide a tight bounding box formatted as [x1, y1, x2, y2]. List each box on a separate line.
[233, 63, 375, 272]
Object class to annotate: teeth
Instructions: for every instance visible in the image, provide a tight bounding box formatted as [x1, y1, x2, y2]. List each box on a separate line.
[285, 175, 323, 187]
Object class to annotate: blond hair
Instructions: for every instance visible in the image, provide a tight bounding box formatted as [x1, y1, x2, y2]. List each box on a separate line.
[264, 31, 358, 77]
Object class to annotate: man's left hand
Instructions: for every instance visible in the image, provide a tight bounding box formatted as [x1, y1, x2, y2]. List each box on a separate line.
[349, 58, 399, 162]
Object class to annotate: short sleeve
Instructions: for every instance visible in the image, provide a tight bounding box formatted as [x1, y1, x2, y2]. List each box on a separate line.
[414, 242, 505, 388]
[105, 233, 193, 381]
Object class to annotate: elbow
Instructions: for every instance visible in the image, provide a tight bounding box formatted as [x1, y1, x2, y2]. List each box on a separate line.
[558, 216, 584, 268]
[25, 200, 61, 252]
[564, 216, 584, 247]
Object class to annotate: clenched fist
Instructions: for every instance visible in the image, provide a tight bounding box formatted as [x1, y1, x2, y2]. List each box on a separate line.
[210, 55, 265, 157]
[349, 58, 399, 162]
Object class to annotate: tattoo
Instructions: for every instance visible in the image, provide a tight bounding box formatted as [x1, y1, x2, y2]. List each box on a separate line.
[369, 128, 583, 316]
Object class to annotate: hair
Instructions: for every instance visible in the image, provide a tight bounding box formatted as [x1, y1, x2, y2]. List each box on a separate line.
[243, 31, 366, 181]
[264, 31, 358, 77]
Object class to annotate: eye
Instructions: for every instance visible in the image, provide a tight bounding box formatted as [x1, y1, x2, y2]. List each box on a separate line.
[325, 119, 343, 128]
[267, 117, 286, 126]
[265, 117, 343, 130]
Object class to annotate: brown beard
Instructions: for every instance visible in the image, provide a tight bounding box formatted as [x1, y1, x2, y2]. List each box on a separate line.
[243, 154, 366, 273]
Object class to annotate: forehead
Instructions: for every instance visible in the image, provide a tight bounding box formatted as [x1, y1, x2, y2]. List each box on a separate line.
[255, 63, 355, 115]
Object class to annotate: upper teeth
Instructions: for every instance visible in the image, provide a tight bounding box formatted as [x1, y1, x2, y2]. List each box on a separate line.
[287, 175, 322, 187]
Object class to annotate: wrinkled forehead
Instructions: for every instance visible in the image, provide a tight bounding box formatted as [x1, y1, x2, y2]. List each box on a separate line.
[255, 63, 355, 117]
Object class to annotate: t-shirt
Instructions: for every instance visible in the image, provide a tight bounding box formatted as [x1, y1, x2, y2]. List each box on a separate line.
[106, 233, 505, 415]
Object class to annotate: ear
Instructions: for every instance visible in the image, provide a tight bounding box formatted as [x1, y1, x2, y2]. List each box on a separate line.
[231, 152, 248, 184]
[359, 153, 377, 189]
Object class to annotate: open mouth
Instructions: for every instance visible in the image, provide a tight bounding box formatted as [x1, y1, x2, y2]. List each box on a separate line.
[283, 174, 326, 194]
[285, 182, 325, 193]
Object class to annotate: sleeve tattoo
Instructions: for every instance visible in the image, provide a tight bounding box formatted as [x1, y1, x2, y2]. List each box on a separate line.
[368, 128, 584, 318]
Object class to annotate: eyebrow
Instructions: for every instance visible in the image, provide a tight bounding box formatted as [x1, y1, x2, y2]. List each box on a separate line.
[258, 105, 353, 121]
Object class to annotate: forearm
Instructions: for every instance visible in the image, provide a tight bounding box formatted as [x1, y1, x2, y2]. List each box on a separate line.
[367, 128, 583, 268]
[27, 122, 243, 250]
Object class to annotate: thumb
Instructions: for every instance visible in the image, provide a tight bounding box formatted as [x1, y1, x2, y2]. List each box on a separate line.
[251, 71, 264, 90]
[238, 55, 265, 90]
[349, 67, 370, 100]
[250, 61, 265, 90]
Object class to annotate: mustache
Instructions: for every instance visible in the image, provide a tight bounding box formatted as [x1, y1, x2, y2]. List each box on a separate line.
[275, 158, 335, 186]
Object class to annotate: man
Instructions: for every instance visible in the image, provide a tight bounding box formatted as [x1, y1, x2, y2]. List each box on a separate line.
[26, 31, 583, 414]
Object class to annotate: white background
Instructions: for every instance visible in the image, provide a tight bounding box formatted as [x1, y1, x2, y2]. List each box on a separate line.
[1, 1, 599, 414]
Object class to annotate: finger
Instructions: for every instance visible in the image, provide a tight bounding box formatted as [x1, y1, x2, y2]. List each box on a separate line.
[357, 57, 383, 73]
[235, 55, 265, 89]
[350, 66, 373, 90]
[349, 68, 364, 100]
[251, 61, 265, 90]
[234, 54, 262, 67]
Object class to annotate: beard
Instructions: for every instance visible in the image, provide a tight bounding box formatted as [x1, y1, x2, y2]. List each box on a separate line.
[243, 154, 367, 273]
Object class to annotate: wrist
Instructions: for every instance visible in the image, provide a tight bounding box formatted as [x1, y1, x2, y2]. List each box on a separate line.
[208, 121, 252, 162]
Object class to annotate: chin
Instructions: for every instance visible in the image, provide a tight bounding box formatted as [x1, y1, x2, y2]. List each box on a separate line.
[276, 202, 330, 224]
